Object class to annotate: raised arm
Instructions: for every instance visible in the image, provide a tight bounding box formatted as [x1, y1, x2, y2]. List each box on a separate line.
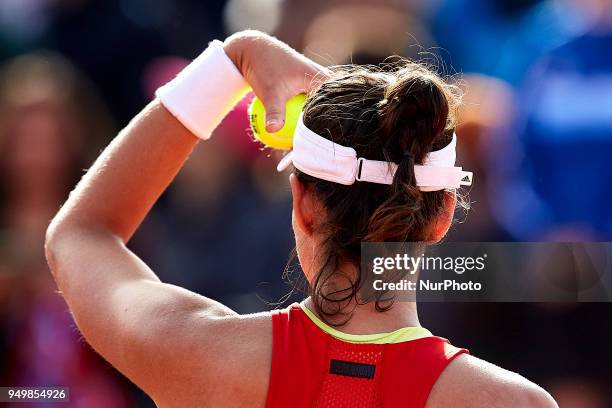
[44, 31, 326, 406]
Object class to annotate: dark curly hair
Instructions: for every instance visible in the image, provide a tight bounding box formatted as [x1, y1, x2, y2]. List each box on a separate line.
[294, 60, 464, 325]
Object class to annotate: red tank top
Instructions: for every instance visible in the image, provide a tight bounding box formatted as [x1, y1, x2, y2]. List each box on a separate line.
[266, 304, 468, 408]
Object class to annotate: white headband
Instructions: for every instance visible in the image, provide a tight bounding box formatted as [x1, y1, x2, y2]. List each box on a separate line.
[277, 113, 473, 191]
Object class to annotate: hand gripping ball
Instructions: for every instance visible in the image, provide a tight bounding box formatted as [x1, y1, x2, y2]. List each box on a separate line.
[248, 94, 307, 150]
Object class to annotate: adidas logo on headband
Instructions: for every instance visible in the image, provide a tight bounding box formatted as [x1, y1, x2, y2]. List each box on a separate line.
[277, 113, 473, 191]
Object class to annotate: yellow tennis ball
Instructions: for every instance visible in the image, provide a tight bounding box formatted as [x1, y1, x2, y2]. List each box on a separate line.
[248, 94, 307, 150]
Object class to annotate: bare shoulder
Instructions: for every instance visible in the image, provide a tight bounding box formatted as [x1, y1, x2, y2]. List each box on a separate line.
[425, 353, 558, 408]
[201, 311, 273, 406]
[150, 308, 273, 407]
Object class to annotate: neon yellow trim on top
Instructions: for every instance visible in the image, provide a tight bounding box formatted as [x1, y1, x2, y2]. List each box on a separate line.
[300, 304, 432, 344]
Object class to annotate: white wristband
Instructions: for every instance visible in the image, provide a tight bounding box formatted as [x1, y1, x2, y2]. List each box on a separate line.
[156, 40, 251, 140]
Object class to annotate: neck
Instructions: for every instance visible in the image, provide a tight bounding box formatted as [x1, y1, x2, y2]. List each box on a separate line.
[301, 297, 420, 335]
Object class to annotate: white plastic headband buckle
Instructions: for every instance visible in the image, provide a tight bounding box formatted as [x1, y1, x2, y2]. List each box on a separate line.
[277, 113, 473, 191]
[355, 158, 366, 182]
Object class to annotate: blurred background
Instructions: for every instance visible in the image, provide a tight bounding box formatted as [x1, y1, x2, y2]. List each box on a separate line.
[0, 0, 610, 406]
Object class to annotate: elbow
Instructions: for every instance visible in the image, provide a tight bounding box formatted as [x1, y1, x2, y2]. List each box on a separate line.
[44, 217, 66, 280]
[45, 215, 120, 281]
[44, 213, 79, 281]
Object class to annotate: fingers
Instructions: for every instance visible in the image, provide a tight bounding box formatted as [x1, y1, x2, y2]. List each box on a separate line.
[263, 94, 287, 133]
[255, 59, 329, 133]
